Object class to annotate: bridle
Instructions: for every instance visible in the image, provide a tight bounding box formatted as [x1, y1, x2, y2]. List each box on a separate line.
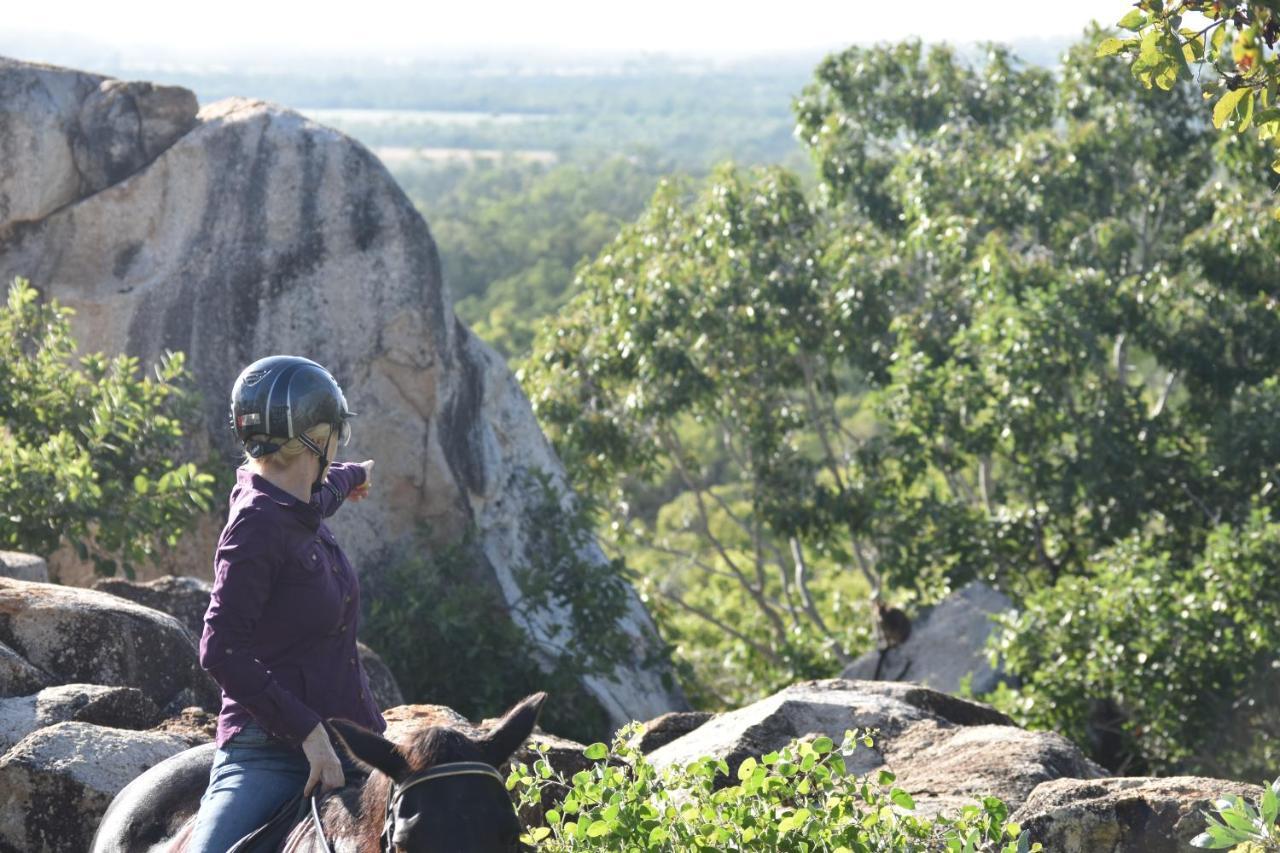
[307, 761, 507, 853]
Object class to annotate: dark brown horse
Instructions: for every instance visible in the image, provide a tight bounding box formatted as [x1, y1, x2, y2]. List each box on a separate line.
[92, 692, 546, 853]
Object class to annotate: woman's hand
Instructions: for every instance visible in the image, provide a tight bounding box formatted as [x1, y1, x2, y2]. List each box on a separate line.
[301, 722, 345, 796]
[349, 460, 374, 502]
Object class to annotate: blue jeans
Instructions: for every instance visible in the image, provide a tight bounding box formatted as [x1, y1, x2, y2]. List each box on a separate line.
[186, 722, 363, 853]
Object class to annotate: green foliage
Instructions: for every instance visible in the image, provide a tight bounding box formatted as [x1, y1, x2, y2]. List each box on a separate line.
[361, 468, 636, 740]
[990, 507, 1280, 776]
[523, 28, 1280, 774]
[1192, 778, 1280, 849]
[508, 726, 1039, 852]
[1104, 1, 1280, 193]
[394, 156, 668, 358]
[0, 278, 213, 577]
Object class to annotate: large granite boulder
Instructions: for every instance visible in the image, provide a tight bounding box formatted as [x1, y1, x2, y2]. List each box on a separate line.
[1013, 776, 1263, 852]
[0, 684, 159, 753]
[0, 579, 218, 714]
[647, 679, 1104, 814]
[357, 640, 405, 708]
[0, 59, 196, 236]
[0, 722, 190, 853]
[629, 710, 715, 754]
[842, 582, 1012, 695]
[0, 642, 50, 698]
[91, 575, 212, 641]
[0, 552, 47, 583]
[0, 57, 681, 730]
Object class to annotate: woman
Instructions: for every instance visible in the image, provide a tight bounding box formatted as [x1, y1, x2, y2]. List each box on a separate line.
[187, 355, 386, 853]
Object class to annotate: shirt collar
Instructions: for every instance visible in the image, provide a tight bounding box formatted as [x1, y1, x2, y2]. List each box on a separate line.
[235, 466, 323, 527]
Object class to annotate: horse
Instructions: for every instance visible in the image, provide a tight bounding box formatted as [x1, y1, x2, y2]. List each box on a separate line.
[91, 692, 547, 853]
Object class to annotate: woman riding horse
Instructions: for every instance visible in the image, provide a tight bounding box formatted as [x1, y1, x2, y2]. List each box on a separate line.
[187, 355, 381, 851]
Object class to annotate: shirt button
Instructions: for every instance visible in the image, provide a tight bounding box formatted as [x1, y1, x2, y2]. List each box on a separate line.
[311, 553, 317, 561]
[339, 624, 346, 632]
[344, 595, 351, 604]
[350, 657, 356, 665]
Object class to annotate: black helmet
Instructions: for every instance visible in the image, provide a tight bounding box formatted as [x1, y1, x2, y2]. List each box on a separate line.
[230, 355, 356, 459]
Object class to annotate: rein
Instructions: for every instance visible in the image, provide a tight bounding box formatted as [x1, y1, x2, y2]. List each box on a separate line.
[308, 761, 506, 853]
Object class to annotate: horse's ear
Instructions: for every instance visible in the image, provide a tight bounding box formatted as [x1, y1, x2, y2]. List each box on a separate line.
[478, 692, 547, 767]
[328, 718, 411, 783]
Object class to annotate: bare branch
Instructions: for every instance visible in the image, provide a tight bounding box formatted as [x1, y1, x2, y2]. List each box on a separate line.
[652, 586, 783, 666]
[789, 537, 851, 664]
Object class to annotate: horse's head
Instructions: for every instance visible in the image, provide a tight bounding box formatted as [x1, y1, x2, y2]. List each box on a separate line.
[329, 692, 546, 853]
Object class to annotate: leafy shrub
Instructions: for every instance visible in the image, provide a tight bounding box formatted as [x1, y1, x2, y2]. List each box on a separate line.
[508, 725, 1039, 852]
[362, 468, 641, 741]
[1192, 778, 1280, 851]
[0, 277, 213, 577]
[990, 507, 1280, 776]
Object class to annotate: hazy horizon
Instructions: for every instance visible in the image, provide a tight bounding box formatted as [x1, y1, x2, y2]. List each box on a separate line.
[6, 0, 1127, 74]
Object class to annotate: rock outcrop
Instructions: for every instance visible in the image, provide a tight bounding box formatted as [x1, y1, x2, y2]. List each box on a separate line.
[0, 684, 159, 753]
[91, 575, 213, 641]
[647, 679, 1104, 814]
[1013, 776, 1263, 852]
[0, 551, 47, 583]
[0, 56, 681, 729]
[842, 581, 1012, 695]
[0, 578, 218, 714]
[0, 722, 190, 853]
[630, 710, 715, 754]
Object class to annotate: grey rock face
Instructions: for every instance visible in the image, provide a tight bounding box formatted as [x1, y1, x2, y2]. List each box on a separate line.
[0, 684, 159, 753]
[842, 581, 1013, 695]
[357, 640, 405, 709]
[630, 710, 715, 754]
[0, 59, 195, 236]
[0, 721, 189, 853]
[1013, 776, 1263, 852]
[647, 679, 1101, 814]
[0, 551, 48, 583]
[0, 58, 682, 728]
[0, 579, 219, 714]
[92, 575, 212, 641]
[72, 79, 197, 192]
[0, 642, 50, 698]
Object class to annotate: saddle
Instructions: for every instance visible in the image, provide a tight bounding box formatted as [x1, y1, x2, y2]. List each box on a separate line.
[228, 766, 368, 853]
[226, 792, 311, 853]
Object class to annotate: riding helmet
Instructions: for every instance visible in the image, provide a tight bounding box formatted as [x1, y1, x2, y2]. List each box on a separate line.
[230, 355, 356, 458]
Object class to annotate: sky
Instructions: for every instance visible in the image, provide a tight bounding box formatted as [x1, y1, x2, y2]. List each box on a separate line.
[6, 0, 1132, 66]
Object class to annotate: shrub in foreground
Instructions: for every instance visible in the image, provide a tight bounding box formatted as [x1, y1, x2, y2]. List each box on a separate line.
[508, 725, 1038, 852]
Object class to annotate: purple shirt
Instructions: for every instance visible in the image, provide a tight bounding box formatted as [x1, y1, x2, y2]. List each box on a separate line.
[199, 462, 386, 748]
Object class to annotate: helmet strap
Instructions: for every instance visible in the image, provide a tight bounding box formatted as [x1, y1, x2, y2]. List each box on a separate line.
[296, 431, 332, 494]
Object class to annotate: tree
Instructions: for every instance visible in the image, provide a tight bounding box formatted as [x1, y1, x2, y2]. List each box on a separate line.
[0, 278, 214, 577]
[526, 29, 1280, 775]
[1103, 1, 1280, 185]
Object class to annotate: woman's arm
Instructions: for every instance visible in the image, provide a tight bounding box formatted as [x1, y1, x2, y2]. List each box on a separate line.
[199, 512, 321, 746]
[310, 461, 369, 518]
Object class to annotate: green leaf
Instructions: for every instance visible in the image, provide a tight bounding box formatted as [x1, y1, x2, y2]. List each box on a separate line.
[1097, 37, 1133, 57]
[890, 788, 917, 810]
[583, 742, 608, 760]
[1211, 23, 1228, 55]
[1118, 9, 1147, 30]
[1214, 88, 1251, 129]
[737, 756, 758, 781]
[1239, 91, 1256, 132]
